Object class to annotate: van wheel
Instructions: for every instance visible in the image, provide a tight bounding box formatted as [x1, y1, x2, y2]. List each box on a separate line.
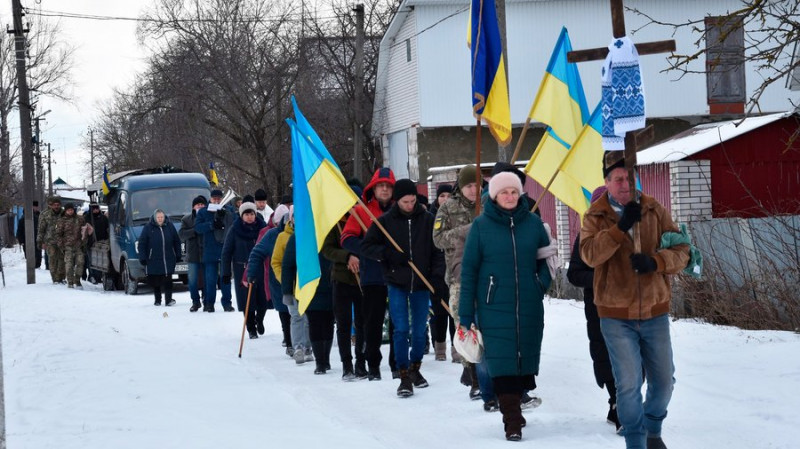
[121, 260, 139, 295]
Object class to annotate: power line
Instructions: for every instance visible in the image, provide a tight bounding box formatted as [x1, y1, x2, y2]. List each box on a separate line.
[27, 8, 338, 24]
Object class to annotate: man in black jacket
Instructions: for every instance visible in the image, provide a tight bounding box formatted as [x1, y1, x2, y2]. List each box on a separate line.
[361, 178, 446, 398]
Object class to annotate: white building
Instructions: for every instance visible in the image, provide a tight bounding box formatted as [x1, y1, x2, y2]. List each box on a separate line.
[372, 0, 799, 181]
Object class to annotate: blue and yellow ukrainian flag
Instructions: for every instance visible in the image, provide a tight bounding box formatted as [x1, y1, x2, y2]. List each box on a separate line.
[101, 166, 111, 195]
[557, 104, 606, 215]
[524, 28, 596, 216]
[469, 0, 511, 146]
[528, 27, 589, 145]
[288, 97, 359, 314]
[208, 162, 219, 186]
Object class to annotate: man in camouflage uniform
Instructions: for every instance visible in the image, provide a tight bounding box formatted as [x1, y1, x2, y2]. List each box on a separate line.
[432, 165, 481, 397]
[57, 203, 89, 289]
[38, 196, 65, 284]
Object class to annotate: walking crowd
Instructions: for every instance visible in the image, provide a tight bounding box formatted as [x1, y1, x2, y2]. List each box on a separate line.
[20, 153, 689, 449]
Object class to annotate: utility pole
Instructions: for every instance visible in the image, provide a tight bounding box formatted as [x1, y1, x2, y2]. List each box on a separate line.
[32, 112, 49, 204]
[353, 3, 364, 181]
[10, 0, 36, 285]
[47, 143, 53, 196]
[89, 128, 94, 182]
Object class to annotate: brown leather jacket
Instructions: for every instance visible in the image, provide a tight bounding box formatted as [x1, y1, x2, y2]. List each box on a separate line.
[580, 193, 689, 320]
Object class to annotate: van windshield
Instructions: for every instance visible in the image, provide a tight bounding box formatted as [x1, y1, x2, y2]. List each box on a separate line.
[130, 188, 209, 224]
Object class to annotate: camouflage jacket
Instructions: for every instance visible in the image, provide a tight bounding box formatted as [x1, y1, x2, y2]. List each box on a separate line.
[37, 207, 62, 246]
[56, 214, 87, 249]
[432, 193, 476, 285]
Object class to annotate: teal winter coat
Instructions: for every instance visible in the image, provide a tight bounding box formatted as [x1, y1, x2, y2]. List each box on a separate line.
[459, 197, 552, 378]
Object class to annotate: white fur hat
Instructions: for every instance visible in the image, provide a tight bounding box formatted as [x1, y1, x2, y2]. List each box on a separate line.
[488, 171, 523, 200]
[272, 204, 289, 225]
[239, 202, 257, 216]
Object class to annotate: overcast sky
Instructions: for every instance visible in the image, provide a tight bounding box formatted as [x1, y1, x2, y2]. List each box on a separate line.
[3, 1, 150, 188]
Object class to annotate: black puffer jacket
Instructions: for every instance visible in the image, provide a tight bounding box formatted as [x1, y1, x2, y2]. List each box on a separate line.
[361, 202, 445, 292]
[138, 210, 182, 276]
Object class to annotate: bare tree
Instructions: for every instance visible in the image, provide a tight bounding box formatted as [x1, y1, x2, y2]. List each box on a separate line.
[631, 0, 800, 114]
[0, 16, 74, 212]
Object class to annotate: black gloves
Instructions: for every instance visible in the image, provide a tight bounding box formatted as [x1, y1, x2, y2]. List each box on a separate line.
[213, 210, 226, 229]
[630, 253, 657, 274]
[617, 201, 642, 232]
[140, 259, 147, 266]
[385, 247, 410, 266]
[247, 277, 256, 284]
[221, 275, 232, 285]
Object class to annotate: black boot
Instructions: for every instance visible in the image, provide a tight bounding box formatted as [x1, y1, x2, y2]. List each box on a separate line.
[312, 341, 327, 374]
[460, 364, 471, 386]
[469, 364, 481, 400]
[154, 294, 162, 306]
[498, 394, 523, 441]
[397, 369, 413, 397]
[409, 361, 429, 388]
[323, 340, 333, 370]
[165, 294, 176, 307]
[354, 359, 368, 380]
[342, 360, 355, 381]
[256, 310, 265, 335]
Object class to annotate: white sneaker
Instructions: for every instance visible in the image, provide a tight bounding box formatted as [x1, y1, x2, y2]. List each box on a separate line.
[521, 392, 542, 409]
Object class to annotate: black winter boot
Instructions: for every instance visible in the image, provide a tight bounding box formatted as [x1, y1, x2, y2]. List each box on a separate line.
[312, 341, 327, 374]
[354, 359, 368, 379]
[469, 364, 481, 400]
[397, 369, 413, 397]
[154, 294, 162, 306]
[409, 361, 429, 388]
[460, 364, 472, 386]
[647, 437, 668, 449]
[498, 394, 523, 441]
[323, 340, 333, 370]
[342, 360, 355, 381]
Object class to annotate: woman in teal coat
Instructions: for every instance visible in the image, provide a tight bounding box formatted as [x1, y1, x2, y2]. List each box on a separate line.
[459, 172, 552, 441]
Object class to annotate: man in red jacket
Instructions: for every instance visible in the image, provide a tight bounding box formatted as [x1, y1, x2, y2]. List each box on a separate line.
[340, 167, 395, 381]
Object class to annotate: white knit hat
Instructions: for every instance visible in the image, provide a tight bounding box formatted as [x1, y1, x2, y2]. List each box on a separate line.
[488, 171, 523, 200]
[272, 204, 289, 225]
[239, 202, 257, 216]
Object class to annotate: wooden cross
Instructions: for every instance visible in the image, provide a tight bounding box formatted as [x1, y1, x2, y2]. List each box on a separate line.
[567, 0, 675, 251]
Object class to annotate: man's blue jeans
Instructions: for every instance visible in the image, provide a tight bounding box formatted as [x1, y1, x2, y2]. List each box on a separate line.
[387, 286, 430, 370]
[601, 314, 675, 449]
[203, 261, 232, 308]
[187, 262, 201, 302]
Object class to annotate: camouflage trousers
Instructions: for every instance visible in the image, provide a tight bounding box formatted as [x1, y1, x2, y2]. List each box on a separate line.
[46, 245, 65, 283]
[63, 247, 85, 286]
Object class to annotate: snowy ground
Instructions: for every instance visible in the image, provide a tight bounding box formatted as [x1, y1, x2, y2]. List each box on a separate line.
[1, 246, 799, 449]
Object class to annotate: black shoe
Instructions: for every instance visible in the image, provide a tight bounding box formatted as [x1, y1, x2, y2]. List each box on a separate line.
[248, 331, 258, 339]
[391, 370, 400, 380]
[397, 372, 413, 398]
[223, 305, 235, 312]
[286, 346, 295, 357]
[469, 385, 481, 400]
[314, 363, 327, 375]
[607, 403, 622, 433]
[154, 299, 162, 306]
[647, 437, 667, 449]
[354, 364, 369, 380]
[166, 299, 176, 307]
[410, 363, 429, 388]
[483, 399, 499, 412]
[202, 304, 211, 312]
[367, 367, 381, 381]
[256, 320, 265, 335]
[190, 303, 201, 312]
[521, 392, 542, 409]
[207, 304, 215, 313]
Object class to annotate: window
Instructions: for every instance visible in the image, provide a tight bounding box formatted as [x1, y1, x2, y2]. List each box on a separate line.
[405, 39, 411, 62]
[788, 41, 800, 91]
[705, 16, 745, 104]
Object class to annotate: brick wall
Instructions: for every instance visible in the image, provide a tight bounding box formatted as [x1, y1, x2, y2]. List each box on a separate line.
[670, 160, 712, 222]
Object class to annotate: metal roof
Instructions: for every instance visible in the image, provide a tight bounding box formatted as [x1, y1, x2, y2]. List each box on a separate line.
[637, 111, 796, 165]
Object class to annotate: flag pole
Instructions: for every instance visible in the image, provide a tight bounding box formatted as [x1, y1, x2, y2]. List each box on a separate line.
[354, 197, 437, 294]
[475, 117, 482, 215]
[510, 117, 532, 164]
[238, 283, 254, 358]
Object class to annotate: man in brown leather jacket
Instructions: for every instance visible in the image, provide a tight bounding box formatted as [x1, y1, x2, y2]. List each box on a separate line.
[580, 152, 689, 449]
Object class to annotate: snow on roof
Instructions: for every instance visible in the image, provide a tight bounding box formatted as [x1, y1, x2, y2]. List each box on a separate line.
[637, 111, 794, 165]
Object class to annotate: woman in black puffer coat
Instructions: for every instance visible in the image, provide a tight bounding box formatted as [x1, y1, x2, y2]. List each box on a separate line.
[221, 202, 267, 337]
[138, 209, 182, 306]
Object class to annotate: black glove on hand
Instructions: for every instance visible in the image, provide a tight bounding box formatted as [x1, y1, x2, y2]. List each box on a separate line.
[630, 253, 657, 274]
[213, 217, 225, 230]
[221, 275, 232, 285]
[140, 259, 147, 266]
[247, 277, 256, 284]
[618, 201, 642, 232]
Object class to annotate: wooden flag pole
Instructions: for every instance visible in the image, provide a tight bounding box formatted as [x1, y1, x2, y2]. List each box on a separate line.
[475, 117, 482, 215]
[237, 283, 254, 358]
[510, 117, 532, 164]
[354, 197, 436, 295]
